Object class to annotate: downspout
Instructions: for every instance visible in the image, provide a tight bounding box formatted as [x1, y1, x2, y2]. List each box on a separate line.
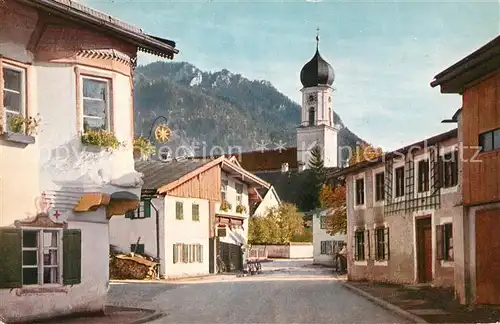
[149, 200, 161, 279]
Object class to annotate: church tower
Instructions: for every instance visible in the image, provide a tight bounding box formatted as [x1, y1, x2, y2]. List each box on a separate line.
[297, 31, 338, 169]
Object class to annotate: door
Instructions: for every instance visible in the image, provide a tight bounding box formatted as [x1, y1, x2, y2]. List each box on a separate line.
[476, 209, 500, 305]
[416, 217, 432, 283]
[208, 238, 215, 274]
[219, 242, 242, 272]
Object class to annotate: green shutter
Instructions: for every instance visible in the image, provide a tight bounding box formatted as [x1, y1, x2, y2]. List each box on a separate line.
[143, 199, 151, 218]
[173, 244, 178, 264]
[0, 228, 22, 288]
[63, 229, 82, 285]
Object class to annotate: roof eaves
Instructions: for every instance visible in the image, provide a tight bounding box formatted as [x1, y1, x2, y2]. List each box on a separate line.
[430, 35, 500, 89]
[331, 128, 458, 177]
[22, 0, 178, 58]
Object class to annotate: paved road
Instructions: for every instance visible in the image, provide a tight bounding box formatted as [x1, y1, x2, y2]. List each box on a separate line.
[108, 259, 409, 323]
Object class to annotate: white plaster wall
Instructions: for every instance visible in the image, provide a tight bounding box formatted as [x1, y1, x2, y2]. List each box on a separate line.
[0, 219, 109, 323]
[36, 64, 137, 196]
[109, 198, 164, 259]
[313, 209, 347, 265]
[164, 196, 209, 277]
[0, 64, 40, 227]
[297, 125, 338, 169]
[289, 244, 314, 258]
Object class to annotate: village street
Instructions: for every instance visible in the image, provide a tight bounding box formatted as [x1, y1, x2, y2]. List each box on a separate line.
[107, 259, 409, 323]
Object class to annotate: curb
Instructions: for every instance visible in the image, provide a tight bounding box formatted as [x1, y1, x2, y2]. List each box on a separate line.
[130, 310, 166, 324]
[341, 282, 429, 324]
[106, 305, 166, 324]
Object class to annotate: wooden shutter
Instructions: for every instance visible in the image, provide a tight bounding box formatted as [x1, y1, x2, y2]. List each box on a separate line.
[173, 244, 178, 263]
[143, 199, 151, 218]
[63, 229, 82, 285]
[374, 229, 379, 260]
[384, 227, 390, 260]
[364, 229, 370, 260]
[436, 225, 444, 260]
[182, 244, 188, 263]
[200, 245, 204, 263]
[0, 228, 22, 288]
[352, 233, 357, 260]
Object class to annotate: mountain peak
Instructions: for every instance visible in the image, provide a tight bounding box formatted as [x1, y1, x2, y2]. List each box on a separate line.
[133, 61, 362, 157]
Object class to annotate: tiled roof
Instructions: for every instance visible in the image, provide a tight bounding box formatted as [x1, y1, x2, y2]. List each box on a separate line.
[135, 159, 213, 190]
[236, 147, 298, 172]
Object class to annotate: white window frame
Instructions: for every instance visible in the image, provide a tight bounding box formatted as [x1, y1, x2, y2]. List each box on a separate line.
[439, 217, 454, 268]
[2, 63, 27, 132]
[372, 166, 385, 207]
[221, 179, 228, 202]
[392, 160, 405, 202]
[439, 145, 459, 194]
[80, 75, 111, 133]
[21, 228, 63, 287]
[414, 152, 431, 196]
[353, 173, 366, 210]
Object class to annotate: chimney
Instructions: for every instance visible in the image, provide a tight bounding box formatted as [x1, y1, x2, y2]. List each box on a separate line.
[298, 161, 306, 172]
[281, 162, 289, 173]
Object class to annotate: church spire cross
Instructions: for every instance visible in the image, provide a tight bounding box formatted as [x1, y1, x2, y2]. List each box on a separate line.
[316, 27, 320, 50]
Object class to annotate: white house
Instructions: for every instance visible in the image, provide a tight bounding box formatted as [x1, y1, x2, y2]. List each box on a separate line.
[109, 156, 270, 278]
[312, 208, 347, 266]
[0, 1, 177, 322]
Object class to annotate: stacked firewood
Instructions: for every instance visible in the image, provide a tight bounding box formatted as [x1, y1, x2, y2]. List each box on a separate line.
[109, 253, 159, 280]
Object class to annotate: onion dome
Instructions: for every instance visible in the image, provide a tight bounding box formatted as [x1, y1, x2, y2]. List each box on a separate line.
[300, 33, 335, 88]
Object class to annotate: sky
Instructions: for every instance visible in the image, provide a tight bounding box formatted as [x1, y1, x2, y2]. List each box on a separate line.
[82, 0, 499, 151]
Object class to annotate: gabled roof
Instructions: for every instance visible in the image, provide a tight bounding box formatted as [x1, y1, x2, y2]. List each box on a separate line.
[136, 159, 213, 191]
[20, 0, 178, 58]
[136, 156, 271, 195]
[236, 147, 298, 172]
[430, 35, 500, 93]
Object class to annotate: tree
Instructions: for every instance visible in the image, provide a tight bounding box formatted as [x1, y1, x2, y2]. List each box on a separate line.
[301, 144, 326, 211]
[349, 143, 384, 166]
[248, 203, 305, 244]
[319, 184, 347, 235]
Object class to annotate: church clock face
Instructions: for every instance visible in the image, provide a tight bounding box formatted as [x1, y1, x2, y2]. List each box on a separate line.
[307, 93, 317, 104]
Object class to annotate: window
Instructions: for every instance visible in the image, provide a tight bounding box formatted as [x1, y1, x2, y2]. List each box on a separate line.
[374, 227, 390, 261]
[417, 160, 430, 193]
[81, 77, 111, 132]
[175, 202, 184, 220]
[354, 230, 367, 261]
[308, 107, 315, 126]
[221, 180, 228, 202]
[2, 64, 26, 132]
[375, 172, 385, 202]
[355, 178, 365, 206]
[320, 216, 326, 229]
[320, 241, 333, 255]
[479, 128, 500, 153]
[192, 203, 200, 221]
[130, 243, 145, 254]
[0, 228, 81, 288]
[441, 151, 458, 188]
[437, 223, 453, 262]
[125, 199, 152, 219]
[395, 166, 405, 198]
[235, 183, 243, 204]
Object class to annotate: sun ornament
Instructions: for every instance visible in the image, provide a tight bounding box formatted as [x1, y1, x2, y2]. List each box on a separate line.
[154, 124, 171, 143]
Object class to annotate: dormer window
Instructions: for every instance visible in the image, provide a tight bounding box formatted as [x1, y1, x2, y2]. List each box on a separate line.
[308, 107, 315, 126]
